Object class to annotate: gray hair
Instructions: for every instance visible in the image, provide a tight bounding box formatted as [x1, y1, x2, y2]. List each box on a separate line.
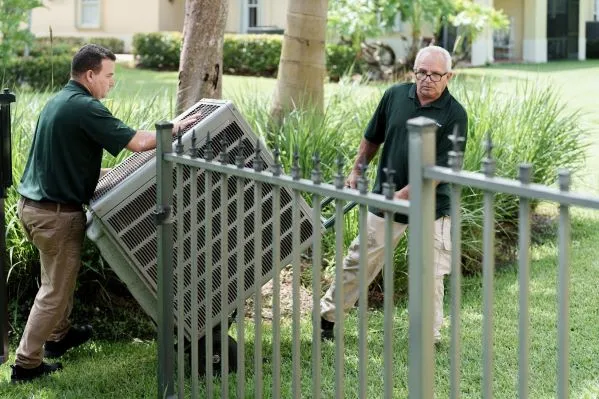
[414, 46, 452, 72]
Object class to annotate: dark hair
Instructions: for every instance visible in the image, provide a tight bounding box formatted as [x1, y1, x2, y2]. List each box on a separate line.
[71, 44, 116, 77]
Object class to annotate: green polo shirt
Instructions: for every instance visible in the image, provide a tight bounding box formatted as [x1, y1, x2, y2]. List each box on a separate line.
[18, 80, 136, 205]
[365, 82, 468, 223]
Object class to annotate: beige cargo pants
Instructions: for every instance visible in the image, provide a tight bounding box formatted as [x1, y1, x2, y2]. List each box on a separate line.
[320, 212, 452, 343]
[15, 198, 86, 368]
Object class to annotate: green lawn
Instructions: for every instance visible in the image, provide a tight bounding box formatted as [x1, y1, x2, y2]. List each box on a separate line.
[2, 61, 599, 397]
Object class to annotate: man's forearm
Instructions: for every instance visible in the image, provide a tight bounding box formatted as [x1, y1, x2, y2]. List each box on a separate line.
[352, 138, 380, 173]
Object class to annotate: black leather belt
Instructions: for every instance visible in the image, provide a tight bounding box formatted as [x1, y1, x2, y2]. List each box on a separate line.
[22, 197, 82, 213]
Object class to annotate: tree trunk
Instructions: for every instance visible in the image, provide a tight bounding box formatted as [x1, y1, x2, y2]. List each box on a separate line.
[176, 0, 228, 114]
[271, 0, 328, 119]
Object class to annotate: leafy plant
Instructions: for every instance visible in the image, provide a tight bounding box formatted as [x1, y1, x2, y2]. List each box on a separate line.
[327, 0, 509, 69]
[2, 54, 71, 90]
[0, 0, 42, 83]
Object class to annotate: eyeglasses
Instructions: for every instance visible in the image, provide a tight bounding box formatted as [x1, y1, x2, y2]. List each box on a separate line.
[414, 70, 448, 83]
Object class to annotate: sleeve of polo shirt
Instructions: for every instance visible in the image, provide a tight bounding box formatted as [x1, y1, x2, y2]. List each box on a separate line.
[80, 99, 137, 157]
[363, 89, 390, 145]
[436, 108, 468, 167]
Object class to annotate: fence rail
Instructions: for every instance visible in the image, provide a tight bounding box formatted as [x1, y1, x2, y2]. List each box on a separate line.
[154, 116, 599, 398]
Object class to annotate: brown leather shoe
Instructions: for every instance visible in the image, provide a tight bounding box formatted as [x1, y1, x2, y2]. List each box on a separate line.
[10, 362, 63, 383]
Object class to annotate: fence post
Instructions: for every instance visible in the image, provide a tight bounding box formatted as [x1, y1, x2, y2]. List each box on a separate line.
[155, 122, 175, 399]
[0, 89, 15, 366]
[407, 116, 437, 399]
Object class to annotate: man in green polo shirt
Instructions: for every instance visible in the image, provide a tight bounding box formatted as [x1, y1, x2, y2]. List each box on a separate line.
[11, 44, 197, 383]
[320, 46, 468, 344]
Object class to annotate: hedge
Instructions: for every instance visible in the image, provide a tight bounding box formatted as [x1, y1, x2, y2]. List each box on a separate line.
[2, 55, 71, 91]
[17, 36, 126, 57]
[222, 34, 282, 77]
[132, 32, 365, 80]
[132, 32, 182, 70]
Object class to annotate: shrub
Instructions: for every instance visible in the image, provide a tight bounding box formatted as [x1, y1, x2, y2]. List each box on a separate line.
[88, 37, 126, 54]
[223, 34, 282, 77]
[326, 43, 365, 82]
[132, 31, 182, 70]
[451, 79, 587, 272]
[232, 78, 587, 283]
[132, 32, 364, 81]
[16, 36, 126, 57]
[2, 55, 71, 90]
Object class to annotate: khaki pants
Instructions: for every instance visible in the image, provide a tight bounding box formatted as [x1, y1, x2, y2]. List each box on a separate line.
[15, 198, 86, 368]
[320, 212, 452, 343]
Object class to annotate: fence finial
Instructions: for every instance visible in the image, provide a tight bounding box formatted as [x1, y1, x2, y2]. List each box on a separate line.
[335, 154, 345, 189]
[253, 139, 263, 172]
[205, 131, 214, 161]
[383, 161, 396, 200]
[357, 160, 368, 195]
[482, 130, 496, 177]
[558, 168, 571, 192]
[175, 127, 184, 155]
[518, 163, 533, 184]
[236, 138, 245, 168]
[448, 124, 464, 172]
[219, 137, 228, 164]
[189, 128, 198, 158]
[291, 145, 300, 180]
[311, 151, 322, 185]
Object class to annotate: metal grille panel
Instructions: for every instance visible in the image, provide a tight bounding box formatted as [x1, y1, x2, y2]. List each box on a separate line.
[87, 100, 314, 338]
[91, 103, 221, 202]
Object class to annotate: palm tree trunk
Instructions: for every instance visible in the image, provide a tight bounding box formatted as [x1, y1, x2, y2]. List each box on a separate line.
[176, 0, 229, 114]
[271, 0, 328, 119]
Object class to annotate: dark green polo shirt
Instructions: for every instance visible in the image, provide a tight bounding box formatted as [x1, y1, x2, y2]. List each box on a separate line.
[18, 80, 136, 205]
[365, 82, 468, 223]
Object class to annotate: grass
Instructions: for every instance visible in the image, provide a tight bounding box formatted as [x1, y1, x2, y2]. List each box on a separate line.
[2, 209, 599, 397]
[2, 61, 599, 396]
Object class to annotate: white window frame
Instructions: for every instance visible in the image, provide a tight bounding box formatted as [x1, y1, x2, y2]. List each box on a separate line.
[78, 0, 101, 29]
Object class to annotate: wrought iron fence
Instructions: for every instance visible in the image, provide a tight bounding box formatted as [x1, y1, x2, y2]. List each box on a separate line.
[154, 116, 599, 399]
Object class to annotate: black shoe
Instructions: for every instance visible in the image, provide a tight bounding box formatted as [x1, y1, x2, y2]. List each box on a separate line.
[321, 318, 335, 341]
[44, 324, 93, 358]
[10, 362, 63, 383]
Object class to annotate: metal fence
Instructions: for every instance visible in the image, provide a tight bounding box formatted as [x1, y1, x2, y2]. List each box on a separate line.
[154, 116, 599, 398]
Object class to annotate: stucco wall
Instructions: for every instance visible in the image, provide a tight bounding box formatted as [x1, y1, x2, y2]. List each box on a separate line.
[495, 0, 524, 59]
[263, 0, 288, 29]
[30, 0, 160, 51]
[225, 0, 241, 32]
[158, 0, 185, 32]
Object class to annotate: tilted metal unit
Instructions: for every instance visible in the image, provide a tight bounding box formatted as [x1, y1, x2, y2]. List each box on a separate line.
[86, 99, 314, 338]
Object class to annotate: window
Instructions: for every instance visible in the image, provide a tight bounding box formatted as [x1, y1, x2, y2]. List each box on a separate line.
[79, 0, 101, 29]
[248, 0, 258, 28]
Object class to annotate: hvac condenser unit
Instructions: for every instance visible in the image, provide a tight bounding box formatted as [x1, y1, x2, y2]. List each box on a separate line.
[86, 99, 314, 342]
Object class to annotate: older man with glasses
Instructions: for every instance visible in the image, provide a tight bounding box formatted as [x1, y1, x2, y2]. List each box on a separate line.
[320, 45, 468, 345]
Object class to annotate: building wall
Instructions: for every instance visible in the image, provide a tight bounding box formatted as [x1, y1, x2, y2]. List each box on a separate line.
[263, 0, 288, 29]
[30, 0, 160, 51]
[580, 0, 595, 59]
[495, 0, 524, 59]
[225, 0, 241, 32]
[227, 0, 288, 33]
[158, 0, 185, 32]
[522, 0, 547, 62]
